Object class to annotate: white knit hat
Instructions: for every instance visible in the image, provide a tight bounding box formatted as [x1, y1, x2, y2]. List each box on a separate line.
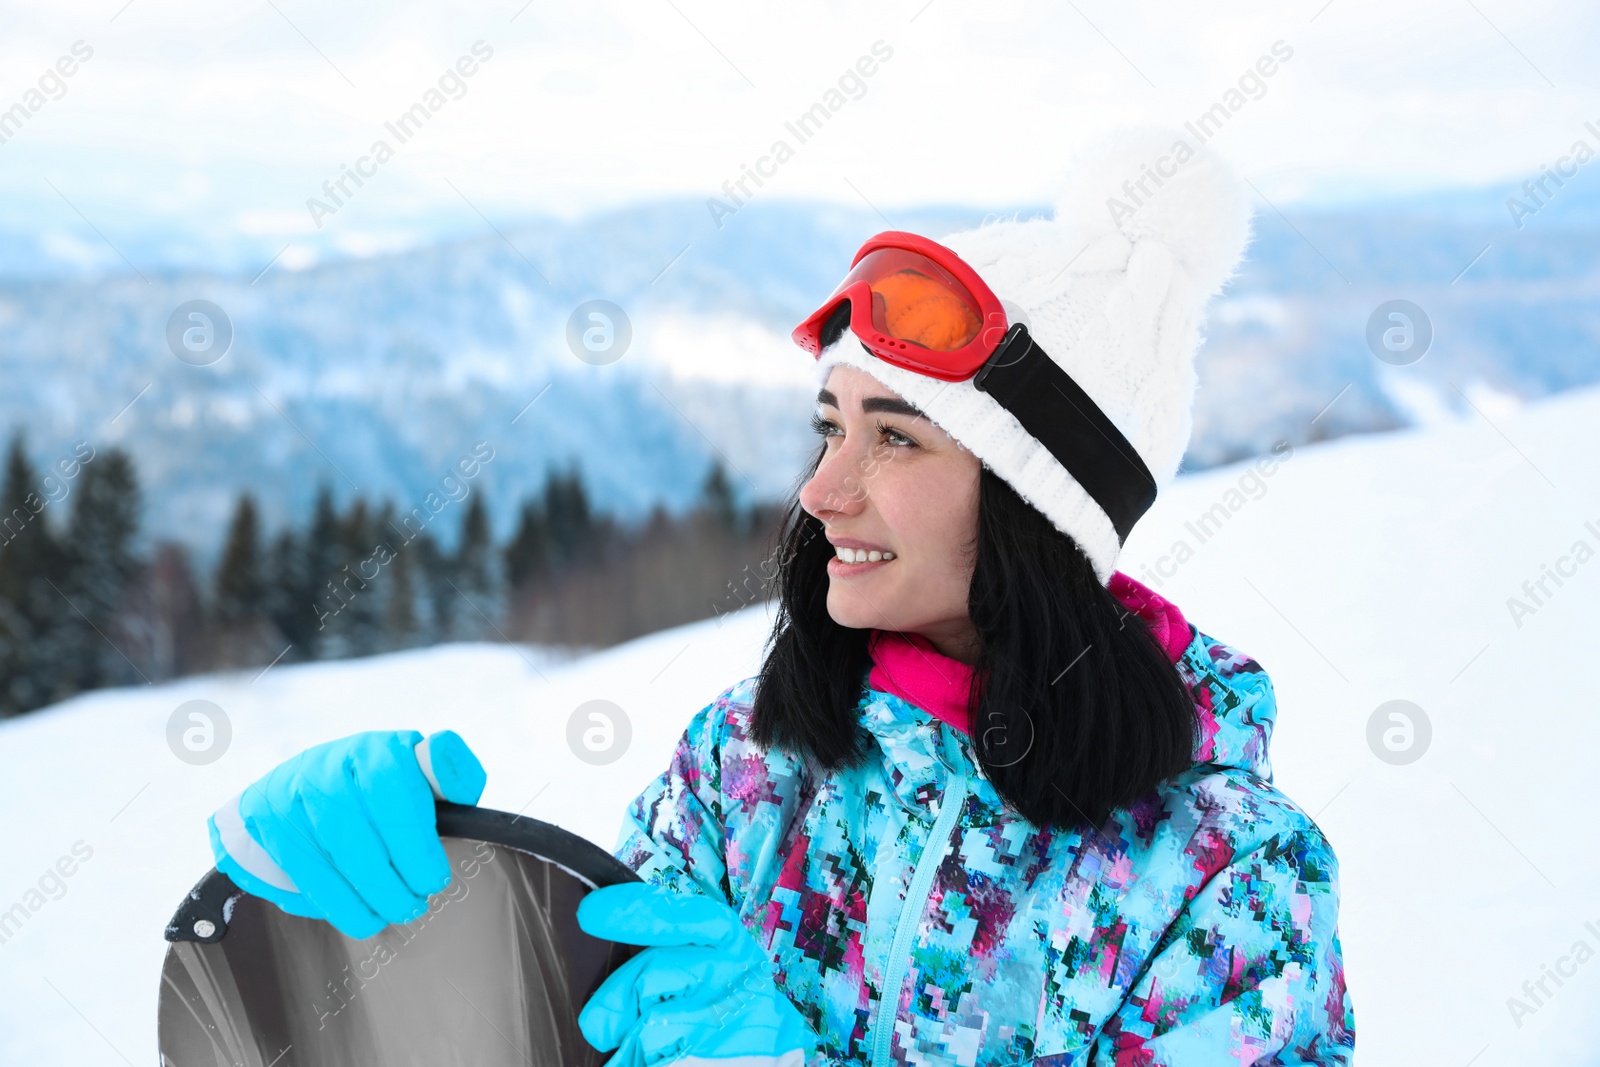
[817, 126, 1253, 584]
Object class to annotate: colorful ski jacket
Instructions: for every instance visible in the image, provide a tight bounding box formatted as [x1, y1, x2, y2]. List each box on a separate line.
[614, 575, 1355, 1065]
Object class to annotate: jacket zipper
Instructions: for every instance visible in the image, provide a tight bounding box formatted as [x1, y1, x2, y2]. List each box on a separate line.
[870, 769, 970, 1067]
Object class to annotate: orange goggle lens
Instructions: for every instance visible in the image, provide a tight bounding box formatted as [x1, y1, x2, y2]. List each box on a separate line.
[839, 248, 984, 353]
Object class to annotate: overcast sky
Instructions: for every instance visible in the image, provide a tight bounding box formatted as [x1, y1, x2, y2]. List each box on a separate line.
[0, 0, 1595, 260]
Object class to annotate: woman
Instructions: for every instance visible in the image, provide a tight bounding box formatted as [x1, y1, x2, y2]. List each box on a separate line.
[208, 131, 1355, 1064]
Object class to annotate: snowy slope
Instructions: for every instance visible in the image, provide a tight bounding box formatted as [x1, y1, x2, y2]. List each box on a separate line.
[2, 384, 1598, 1064]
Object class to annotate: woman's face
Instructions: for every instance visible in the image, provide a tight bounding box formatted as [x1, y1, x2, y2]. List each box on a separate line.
[799, 364, 983, 663]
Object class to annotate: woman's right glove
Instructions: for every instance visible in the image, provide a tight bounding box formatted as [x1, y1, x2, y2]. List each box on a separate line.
[207, 729, 486, 940]
[577, 883, 818, 1066]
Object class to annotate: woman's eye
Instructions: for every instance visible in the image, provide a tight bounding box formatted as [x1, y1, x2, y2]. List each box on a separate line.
[876, 421, 917, 448]
[809, 413, 841, 438]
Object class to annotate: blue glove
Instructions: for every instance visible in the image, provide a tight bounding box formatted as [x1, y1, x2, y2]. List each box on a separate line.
[577, 883, 817, 1066]
[207, 730, 486, 940]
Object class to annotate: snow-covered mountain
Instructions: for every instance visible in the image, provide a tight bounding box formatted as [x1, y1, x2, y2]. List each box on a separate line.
[0, 200, 988, 547]
[1, 382, 1595, 1064]
[0, 180, 1596, 552]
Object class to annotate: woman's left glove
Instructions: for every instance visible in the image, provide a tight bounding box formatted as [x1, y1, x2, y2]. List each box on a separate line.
[577, 883, 818, 1066]
[207, 729, 486, 940]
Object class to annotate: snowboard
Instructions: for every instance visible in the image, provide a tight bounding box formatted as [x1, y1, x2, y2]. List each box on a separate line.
[157, 802, 639, 1066]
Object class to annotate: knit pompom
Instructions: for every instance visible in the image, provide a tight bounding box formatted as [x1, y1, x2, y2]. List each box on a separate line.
[1051, 125, 1253, 303]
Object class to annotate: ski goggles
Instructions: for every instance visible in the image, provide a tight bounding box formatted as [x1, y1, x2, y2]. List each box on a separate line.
[792, 230, 1160, 543]
[791, 231, 1009, 382]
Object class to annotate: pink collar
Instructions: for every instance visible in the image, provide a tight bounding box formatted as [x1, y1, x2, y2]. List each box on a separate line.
[865, 570, 1191, 735]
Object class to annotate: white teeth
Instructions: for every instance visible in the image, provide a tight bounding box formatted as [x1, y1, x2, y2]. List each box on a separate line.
[834, 546, 895, 564]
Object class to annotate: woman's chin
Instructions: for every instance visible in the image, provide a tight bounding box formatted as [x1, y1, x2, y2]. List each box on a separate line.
[825, 586, 896, 632]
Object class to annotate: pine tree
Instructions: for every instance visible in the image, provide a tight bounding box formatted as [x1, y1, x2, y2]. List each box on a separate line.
[454, 494, 499, 639]
[213, 492, 284, 668]
[303, 486, 341, 658]
[215, 494, 266, 623]
[0, 435, 69, 714]
[64, 447, 142, 690]
[335, 498, 382, 658]
[383, 527, 420, 650]
[504, 497, 551, 591]
[544, 466, 596, 570]
[264, 528, 312, 661]
[412, 532, 455, 643]
[700, 460, 740, 536]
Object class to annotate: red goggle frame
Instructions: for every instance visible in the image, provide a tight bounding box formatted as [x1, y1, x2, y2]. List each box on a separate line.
[790, 231, 1010, 382]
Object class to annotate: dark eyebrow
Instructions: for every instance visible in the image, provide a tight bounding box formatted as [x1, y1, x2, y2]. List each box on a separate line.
[814, 388, 927, 420]
[863, 396, 927, 419]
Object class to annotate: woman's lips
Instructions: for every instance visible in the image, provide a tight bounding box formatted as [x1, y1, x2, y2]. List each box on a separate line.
[826, 552, 894, 577]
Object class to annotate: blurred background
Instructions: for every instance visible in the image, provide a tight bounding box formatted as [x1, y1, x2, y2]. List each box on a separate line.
[1, 0, 1597, 1063]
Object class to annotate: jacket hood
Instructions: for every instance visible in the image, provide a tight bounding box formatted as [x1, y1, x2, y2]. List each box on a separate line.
[858, 625, 1279, 820]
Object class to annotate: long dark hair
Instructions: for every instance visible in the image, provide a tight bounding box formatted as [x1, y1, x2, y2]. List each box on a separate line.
[751, 459, 1196, 831]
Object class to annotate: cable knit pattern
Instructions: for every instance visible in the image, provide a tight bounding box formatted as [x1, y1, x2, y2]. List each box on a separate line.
[818, 126, 1254, 584]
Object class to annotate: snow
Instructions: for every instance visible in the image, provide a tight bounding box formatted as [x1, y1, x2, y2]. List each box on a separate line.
[3, 385, 1599, 1065]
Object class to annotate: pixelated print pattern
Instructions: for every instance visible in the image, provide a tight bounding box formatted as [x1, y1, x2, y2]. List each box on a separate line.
[616, 628, 1355, 1065]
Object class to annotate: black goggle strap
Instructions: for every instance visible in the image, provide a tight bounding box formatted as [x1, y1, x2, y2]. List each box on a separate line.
[972, 324, 1158, 543]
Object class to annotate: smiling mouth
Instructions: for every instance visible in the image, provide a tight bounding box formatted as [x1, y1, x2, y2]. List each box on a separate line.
[832, 546, 896, 564]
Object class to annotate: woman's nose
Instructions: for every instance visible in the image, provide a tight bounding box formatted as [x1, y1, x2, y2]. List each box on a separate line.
[800, 438, 870, 520]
